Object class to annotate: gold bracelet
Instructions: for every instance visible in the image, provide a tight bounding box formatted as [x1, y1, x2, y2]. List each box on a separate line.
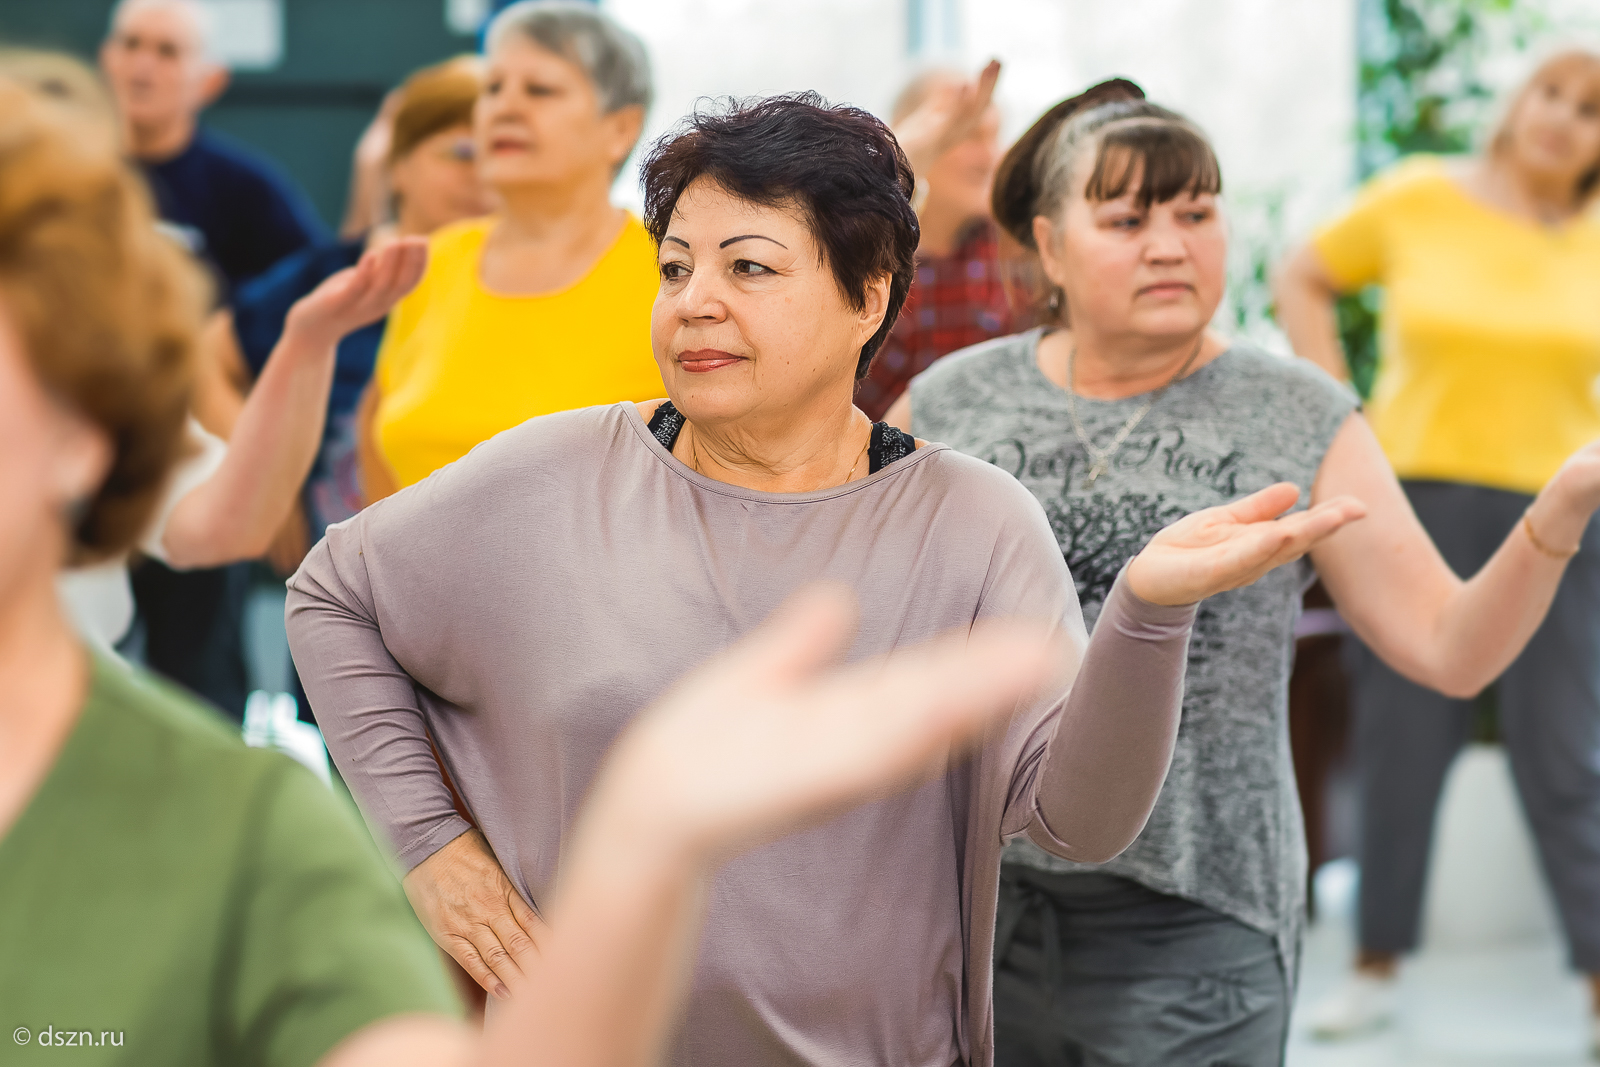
[1523, 511, 1580, 560]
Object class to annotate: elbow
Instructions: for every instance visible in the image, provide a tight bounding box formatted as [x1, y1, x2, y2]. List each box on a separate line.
[1435, 675, 1487, 701]
[1405, 656, 1487, 701]
[1066, 840, 1131, 866]
[160, 516, 275, 570]
[1026, 819, 1143, 867]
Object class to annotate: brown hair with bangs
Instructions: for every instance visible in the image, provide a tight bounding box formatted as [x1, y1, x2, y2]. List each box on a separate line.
[992, 81, 1222, 325]
[1080, 114, 1222, 211]
[387, 55, 484, 167]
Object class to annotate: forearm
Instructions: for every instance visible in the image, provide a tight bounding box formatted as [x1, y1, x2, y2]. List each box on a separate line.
[286, 535, 472, 869]
[162, 331, 335, 567]
[484, 798, 707, 1067]
[1409, 494, 1578, 697]
[1274, 254, 1349, 381]
[1028, 567, 1194, 863]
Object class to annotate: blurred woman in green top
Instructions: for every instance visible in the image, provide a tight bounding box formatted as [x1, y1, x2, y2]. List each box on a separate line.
[0, 73, 470, 1066]
[1276, 48, 1600, 1043]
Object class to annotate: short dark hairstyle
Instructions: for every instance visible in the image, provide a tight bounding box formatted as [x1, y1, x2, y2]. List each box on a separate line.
[641, 92, 919, 379]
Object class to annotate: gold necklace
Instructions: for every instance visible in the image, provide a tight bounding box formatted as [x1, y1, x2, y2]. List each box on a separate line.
[1066, 335, 1205, 489]
[689, 423, 871, 489]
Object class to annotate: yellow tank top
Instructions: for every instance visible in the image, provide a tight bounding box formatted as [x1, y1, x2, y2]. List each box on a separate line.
[374, 213, 664, 487]
[1313, 158, 1600, 495]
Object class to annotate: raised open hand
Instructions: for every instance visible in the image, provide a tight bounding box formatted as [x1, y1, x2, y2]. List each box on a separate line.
[283, 236, 427, 351]
[892, 59, 1002, 180]
[1127, 483, 1367, 607]
[585, 584, 1063, 865]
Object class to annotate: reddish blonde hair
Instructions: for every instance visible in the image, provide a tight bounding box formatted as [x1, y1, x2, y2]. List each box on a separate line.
[0, 70, 206, 563]
[387, 55, 483, 166]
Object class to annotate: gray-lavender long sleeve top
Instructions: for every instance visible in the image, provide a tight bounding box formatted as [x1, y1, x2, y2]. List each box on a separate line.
[285, 403, 1195, 1067]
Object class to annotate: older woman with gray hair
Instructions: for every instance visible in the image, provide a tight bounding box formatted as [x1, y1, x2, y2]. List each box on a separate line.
[289, 92, 1362, 1066]
[356, 0, 664, 501]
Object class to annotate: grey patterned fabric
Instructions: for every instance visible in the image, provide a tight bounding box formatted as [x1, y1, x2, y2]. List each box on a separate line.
[910, 328, 1358, 971]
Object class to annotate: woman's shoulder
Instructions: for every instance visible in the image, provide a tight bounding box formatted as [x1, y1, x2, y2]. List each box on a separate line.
[1354, 155, 1458, 210]
[425, 215, 495, 264]
[908, 443, 1055, 528]
[59, 655, 316, 835]
[1215, 343, 1357, 410]
[911, 329, 1041, 403]
[402, 403, 642, 498]
[596, 211, 662, 286]
[1207, 345, 1359, 464]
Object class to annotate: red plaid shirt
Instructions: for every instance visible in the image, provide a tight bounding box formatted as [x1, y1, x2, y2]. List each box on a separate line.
[856, 220, 1014, 420]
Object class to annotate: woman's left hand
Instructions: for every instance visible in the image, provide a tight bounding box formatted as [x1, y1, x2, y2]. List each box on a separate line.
[1127, 483, 1367, 607]
[283, 236, 428, 352]
[1526, 439, 1600, 555]
[892, 60, 1001, 179]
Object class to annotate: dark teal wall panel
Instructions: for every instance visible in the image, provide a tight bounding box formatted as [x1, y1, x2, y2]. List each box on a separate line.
[0, 0, 476, 228]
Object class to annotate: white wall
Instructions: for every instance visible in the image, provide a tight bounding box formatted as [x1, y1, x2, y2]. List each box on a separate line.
[601, 0, 1360, 349]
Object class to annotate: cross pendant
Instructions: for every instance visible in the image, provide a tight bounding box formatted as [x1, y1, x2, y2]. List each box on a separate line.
[1084, 461, 1106, 489]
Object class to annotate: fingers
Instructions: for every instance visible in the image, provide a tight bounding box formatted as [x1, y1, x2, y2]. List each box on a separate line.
[484, 907, 537, 985]
[448, 934, 510, 1000]
[726, 583, 859, 689]
[1220, 482, 1301, 525]
[873, 621, 1059, 742]
[973, 59, 1001, 109]
[1216, 496, 1368, 590]
[506, 885, 545, 951]
[814, 620, 1062, 781]
[1262, 496, 1366, 560]
[391, 237, 428, 296]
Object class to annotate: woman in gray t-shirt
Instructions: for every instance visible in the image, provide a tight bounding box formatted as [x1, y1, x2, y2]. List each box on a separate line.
[891, 84, 1600, 1066]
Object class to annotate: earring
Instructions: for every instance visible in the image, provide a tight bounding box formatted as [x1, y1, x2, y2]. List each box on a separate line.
[1047, 288, 1063, 314]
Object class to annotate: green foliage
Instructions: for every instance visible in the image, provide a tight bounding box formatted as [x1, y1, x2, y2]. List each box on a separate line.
[1335, 288, 1383, 400]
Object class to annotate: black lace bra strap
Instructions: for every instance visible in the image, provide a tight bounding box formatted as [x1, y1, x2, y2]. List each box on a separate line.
[652, 401, 913, 477]
[868, 421, 915, 474]
[647, 400, 685, 451]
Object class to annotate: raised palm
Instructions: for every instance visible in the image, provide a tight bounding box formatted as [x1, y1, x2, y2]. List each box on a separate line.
[284, 236, 428, 350]
[590, 586, 1062, 865]
[1127, 483, 1367, 607]
[892, 59, 1002, 177]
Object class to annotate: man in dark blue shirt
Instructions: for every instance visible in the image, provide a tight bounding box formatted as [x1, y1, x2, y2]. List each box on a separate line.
[102, 0, 328, 293]
[102, 0, 329, 717]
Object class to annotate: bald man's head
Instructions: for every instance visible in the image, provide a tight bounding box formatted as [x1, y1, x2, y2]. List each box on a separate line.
[100, 0, 227, 159]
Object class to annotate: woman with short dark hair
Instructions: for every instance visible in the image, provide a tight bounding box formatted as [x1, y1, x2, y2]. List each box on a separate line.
[288, 93, 1361, 1067]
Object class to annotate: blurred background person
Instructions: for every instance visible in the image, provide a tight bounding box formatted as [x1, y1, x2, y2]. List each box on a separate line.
[1276, 48, 1600, 1043]
[101, 0, 327, 292]
[0, 79, 465, 1067]
[356, 0, 663, 502]
[855, 60, 1015, 420]
[100, 0, 330, 719]
[0, 48, 424, 674]
[204, 56, 489, 579]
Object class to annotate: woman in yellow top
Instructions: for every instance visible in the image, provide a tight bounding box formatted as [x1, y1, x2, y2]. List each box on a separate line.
[1276, 48, 1600, 1042]
[359, 1, 664, 497]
